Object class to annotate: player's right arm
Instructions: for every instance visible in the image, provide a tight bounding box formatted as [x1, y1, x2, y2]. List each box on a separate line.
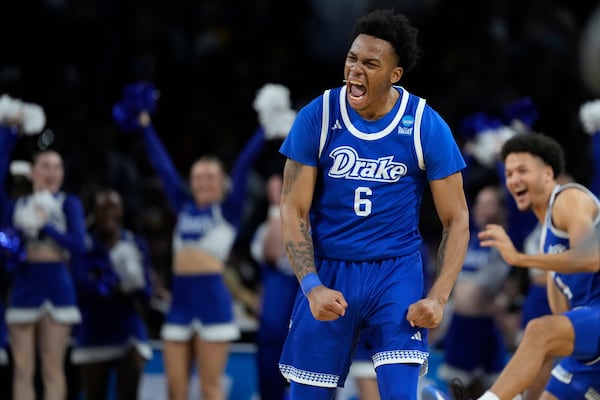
[280, 158, 347, 320]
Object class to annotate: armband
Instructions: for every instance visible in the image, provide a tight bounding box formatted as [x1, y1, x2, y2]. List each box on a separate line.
[300, 272, 322, 296]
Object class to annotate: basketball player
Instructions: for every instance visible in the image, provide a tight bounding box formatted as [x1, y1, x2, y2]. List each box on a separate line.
[426, 133, 600, 400]
[277, 9, 470, 400]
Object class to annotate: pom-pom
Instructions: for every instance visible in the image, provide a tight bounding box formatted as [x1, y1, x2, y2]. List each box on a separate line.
[462, 113, 518, 167]
[579, 99, 600, 135]
[253, 83, 295, 139]
[110, 241, 145, 292]
[13, 202, 46, 238]
[31, 190, 61, 216]
[9, 160, 31, 178]
[13, 191, 60, 238]
[261, 108, 297, 139]
[0, 228, 26, 272]
[459, 112, 500, 140]
[253, 83, 291, 114]
[112, 81, 160, 132]
[0, 94, 46, 135]
[0, 94, 23, 121]
[21, 103, 46, 135]
[503, 97, 539, 132]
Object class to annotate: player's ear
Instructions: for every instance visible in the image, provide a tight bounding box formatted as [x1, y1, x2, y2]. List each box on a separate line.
[391, 67, 403, 84]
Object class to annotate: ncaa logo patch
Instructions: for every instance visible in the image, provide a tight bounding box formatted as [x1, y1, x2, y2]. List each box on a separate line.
[401, 115, 414, 127]
[398, 115, 414, 135]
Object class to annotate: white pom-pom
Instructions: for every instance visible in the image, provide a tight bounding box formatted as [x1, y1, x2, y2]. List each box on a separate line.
[470, 130, 498, 167]
[9, 160, 31, 178]
[467, 126, 518, 167]
[0, 94, 46, 135]
[261, 108, 297, 140]
[579, 99, 600, 135]
[110, 241, 146, 292]
[20, 102, 46, 135]
[31, 190, 61, 216]
[495, 125, 518, 145]
[253, 83, 295, 140]
[13, 199, 46, 238]
[0, 94, 23, 123]
[253, 83, 291, 114]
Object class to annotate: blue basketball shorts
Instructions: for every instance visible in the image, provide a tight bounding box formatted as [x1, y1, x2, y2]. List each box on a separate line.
[547, 357, 600, 399]
[279, 252, 428, 388]
[545, 305, 600, 399]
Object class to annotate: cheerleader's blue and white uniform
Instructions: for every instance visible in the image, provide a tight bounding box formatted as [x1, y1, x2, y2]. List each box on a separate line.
[542, 183, 600, 400]
[70, 230, 154, 364]
[141, 125, 265, 342]
[0, 127, 85, 325]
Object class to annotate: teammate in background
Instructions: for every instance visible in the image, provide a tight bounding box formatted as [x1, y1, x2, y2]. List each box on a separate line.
[70, 189, 154, 400]
[437, 185, 511, 398]
[0, 125, 86, 400]
[427, 133, 600, 400]
[514, 173, 573, 400]
[479, 135, 600, 400]
[277, 9, 469, 400]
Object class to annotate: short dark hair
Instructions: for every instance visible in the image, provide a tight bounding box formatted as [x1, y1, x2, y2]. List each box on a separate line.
[500, 133, 565, 178]
[351, 9, 422, 72]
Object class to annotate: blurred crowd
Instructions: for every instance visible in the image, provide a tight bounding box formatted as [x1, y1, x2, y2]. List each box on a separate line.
[2, 0, 600, 242]
[1, 0, 600, 399]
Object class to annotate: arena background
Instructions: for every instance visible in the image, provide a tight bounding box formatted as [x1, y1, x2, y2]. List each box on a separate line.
[2, 0, 600, 399]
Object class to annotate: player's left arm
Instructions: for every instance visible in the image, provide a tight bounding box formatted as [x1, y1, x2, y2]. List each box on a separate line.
[484, 188, 600, 273]
[550, 188, 600, 272]
[407, 172, 469, 328]
[546, 272, 570, 314]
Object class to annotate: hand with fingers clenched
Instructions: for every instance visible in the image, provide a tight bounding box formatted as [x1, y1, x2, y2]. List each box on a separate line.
[306, 285, 348, 321]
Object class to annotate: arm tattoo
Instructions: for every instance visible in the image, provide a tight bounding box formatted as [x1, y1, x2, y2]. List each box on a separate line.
[436, 228, 449, 276]
[282, 159, 302, 196]
[285, 219, 316, 280]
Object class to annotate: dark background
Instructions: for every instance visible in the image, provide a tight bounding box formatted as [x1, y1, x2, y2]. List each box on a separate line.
[3, 0, 600, 281]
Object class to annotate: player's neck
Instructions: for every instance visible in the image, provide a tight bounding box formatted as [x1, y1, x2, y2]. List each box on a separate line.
[357, 87, 399, 121]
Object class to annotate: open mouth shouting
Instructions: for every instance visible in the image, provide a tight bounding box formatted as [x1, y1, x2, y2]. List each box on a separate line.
[512, 187, 529, 208]
[345, 80, 366, 100]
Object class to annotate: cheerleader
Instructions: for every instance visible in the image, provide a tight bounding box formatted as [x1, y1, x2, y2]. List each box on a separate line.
[70, 189, 154, 400]
[113, 81, 293, 400]
[0, 97, 86, 400]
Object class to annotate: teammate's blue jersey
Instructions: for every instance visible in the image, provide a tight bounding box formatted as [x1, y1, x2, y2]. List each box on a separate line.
[543, 183, 600, 308]
[280, 86, 465, 260]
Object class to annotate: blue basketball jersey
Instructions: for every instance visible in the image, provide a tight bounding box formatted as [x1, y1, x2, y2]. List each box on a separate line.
[280, 86, 465, 260]
[542, 183, 600, 308]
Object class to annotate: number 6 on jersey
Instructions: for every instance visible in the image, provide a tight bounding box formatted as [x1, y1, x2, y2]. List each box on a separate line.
[354, 187, 372, 216]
